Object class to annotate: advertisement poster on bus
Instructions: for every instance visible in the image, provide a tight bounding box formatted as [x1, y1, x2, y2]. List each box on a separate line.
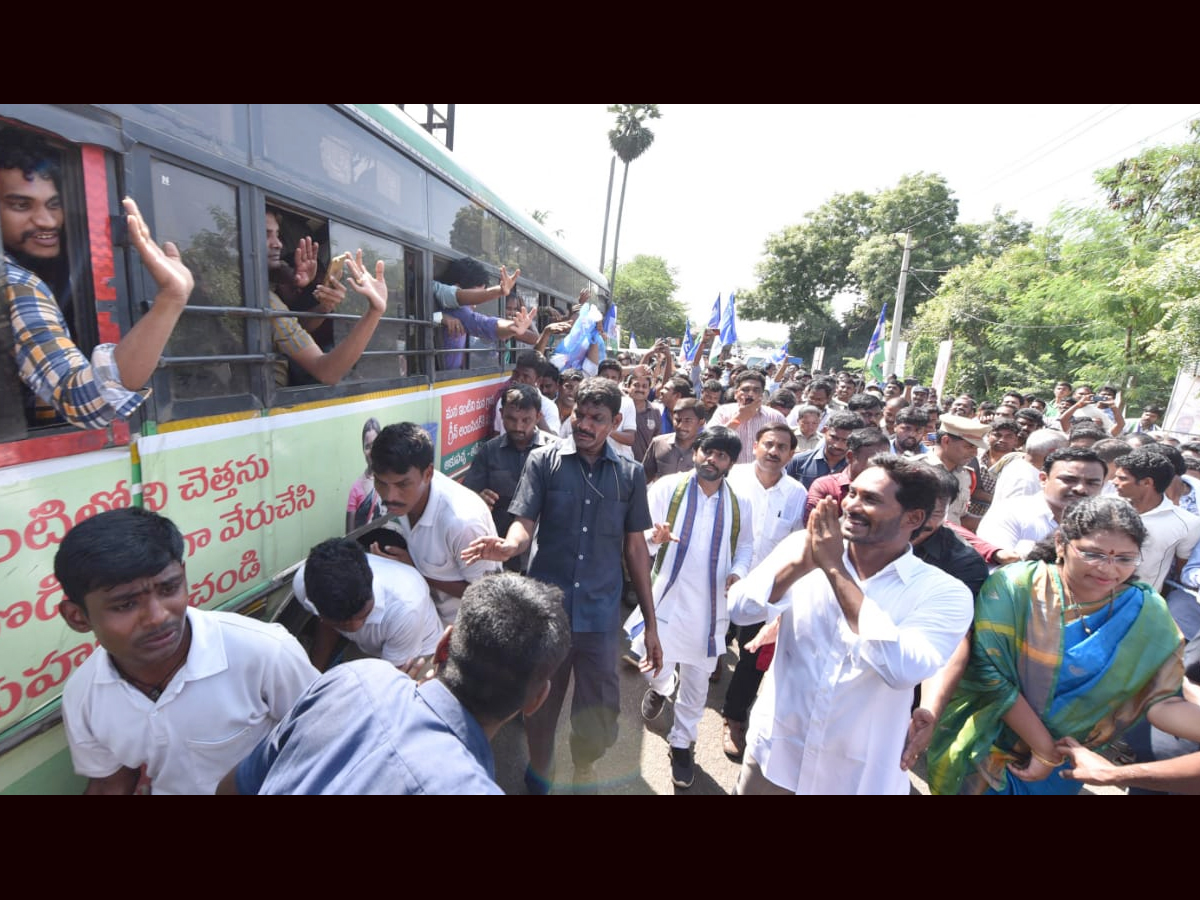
[440, 382, 499, 477]
[0, 450, 130, 733]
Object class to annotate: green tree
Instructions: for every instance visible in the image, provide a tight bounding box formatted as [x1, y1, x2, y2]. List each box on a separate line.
[610, 255, 686, 344]
[1121, 224, 1200, 365]
[904, 206, 1174, 405]
[741, 173, 1029, 364]
[1096, 119, 1200, 241]
[603, 105, 662, 300]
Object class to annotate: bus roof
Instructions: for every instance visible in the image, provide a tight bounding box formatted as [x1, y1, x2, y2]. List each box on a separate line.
[349, 104, 609, 293]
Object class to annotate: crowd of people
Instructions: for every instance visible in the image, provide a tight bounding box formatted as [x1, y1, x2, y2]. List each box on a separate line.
[12, 123, 1198, 794]
[46, 321, 1200, 793]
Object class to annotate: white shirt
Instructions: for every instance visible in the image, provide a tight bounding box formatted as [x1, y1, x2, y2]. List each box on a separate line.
[62, 608, 318, 795]
[608, 394, 638, 460]
[1136, 495, 1200, 592]
[492, 391, 560, 436]
[729, 534, 972, 794]
[389, 471, 501, 625]
[294, 553, 443, 667]
[991, 456, 1042, 503]
[976, 492, 1058, 558]
[630, 473, 754, 666]
[726, 462, 808, 567]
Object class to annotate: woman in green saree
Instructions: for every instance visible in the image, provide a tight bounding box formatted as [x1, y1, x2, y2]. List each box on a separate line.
[927, 496, 1186, 795]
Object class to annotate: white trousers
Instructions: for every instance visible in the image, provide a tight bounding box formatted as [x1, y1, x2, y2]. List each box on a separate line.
[645, 657, 715, 750]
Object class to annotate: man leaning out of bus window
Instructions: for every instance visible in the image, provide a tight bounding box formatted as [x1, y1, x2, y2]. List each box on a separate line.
[1, 125, 193, 430]
[433, 256, 535, 368]
[263, 208, 388, 387]
[54, 507, 319, 795]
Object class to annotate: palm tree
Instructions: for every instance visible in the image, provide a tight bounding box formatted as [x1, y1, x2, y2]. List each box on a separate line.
[600, 105, 661, 301]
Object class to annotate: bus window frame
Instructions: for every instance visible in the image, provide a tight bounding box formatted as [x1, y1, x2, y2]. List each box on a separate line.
[0, 122, 140, 463]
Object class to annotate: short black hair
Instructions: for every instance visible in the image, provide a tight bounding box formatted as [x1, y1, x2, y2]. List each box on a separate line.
[597, 358, 623, 377]
[0, 125, 60, 187]
[371, 422, 434, 476]
[862, 454, 939, 538]
[440, 256, 489, 288]
[1043, 446, 1106, 476]
[1114, 447, 1176, 494]
[848, 393, 884, 413]
[440, 573, 570, 724]
[734, 370, 766, 391]
[303, 539, 373, 622]
[825, 411, 865, 433]
[896, 406, 930, 429]
[695, 424, 742, 460]
[847, 427, 889, 454]
[54, 508, 184, 610]
[501, 382, 541, 412]
[755, 423, 797, 450]
[574, 376, 622, 417]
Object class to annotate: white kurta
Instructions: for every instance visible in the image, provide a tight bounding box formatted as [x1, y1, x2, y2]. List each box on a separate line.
[729, 533, 972, 794]
[625, 472, 754, 666]
[726, 463, 808, 567]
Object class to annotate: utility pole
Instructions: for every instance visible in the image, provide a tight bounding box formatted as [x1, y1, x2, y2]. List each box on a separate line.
[599, 156, 615, 272]
[884, 229, 913, 379]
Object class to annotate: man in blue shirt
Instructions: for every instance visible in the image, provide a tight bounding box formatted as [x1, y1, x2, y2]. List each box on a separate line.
[464, 377, 664, 793]
[220, 572, 570, 795]
[786, 410, 863, 489]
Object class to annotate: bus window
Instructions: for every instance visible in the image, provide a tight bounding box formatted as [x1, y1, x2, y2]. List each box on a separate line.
[319, 220, 404, 385]
[150, 159, 250, 404]
[1, 122, 98, 440]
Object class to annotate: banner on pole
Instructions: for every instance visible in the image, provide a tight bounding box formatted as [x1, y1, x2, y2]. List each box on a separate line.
[932, 340, 953, 397]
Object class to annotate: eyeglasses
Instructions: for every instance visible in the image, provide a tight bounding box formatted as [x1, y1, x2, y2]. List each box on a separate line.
[1068, 543, 1141, 568]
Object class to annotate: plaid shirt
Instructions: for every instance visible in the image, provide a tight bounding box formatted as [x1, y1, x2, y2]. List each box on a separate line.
[5, 254, 143, 429]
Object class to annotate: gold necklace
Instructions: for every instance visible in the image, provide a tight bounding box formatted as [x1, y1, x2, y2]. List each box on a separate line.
[1061, 580, 1115, 636]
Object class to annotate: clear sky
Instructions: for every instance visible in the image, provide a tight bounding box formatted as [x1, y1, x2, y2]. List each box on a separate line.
[440, 104, 1200, 344]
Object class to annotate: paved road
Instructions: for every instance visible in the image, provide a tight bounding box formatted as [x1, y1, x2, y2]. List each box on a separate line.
[490, 632, 1121, 796]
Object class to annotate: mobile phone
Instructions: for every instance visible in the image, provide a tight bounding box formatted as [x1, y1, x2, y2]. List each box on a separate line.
[357, 527, 407, 553]
[925, 432, 937, 443]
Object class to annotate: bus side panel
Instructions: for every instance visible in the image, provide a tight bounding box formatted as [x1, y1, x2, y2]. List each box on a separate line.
[0, 449, 131, 737]
[135, 376, 504, 615]
[0, 376, 503, 793]
[0, 725, 83, 795]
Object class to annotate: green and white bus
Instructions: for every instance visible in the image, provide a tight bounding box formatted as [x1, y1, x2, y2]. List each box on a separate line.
[0, 103, 607, 793]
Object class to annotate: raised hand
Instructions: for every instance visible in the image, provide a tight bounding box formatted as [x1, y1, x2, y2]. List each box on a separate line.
[346, 251, 387, 315]
[500, 264, 520, 296]
[122, 197, 193, 305]
[293, 236, 319, 289]
[510, 305, 534, 336]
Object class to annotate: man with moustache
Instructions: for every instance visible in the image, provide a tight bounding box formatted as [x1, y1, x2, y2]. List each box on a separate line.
[462, 383, 554, 572]
[627, 425, 754, 788]
[711, 369, 787, 464]
[463, 377, 663, 793]
[977, 447, 1107, 560]
[370, 422, 500, 626]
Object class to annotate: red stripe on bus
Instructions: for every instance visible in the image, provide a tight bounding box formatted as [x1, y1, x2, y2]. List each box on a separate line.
[82, 145, 120, 345]
[0, 424, 129, 467]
